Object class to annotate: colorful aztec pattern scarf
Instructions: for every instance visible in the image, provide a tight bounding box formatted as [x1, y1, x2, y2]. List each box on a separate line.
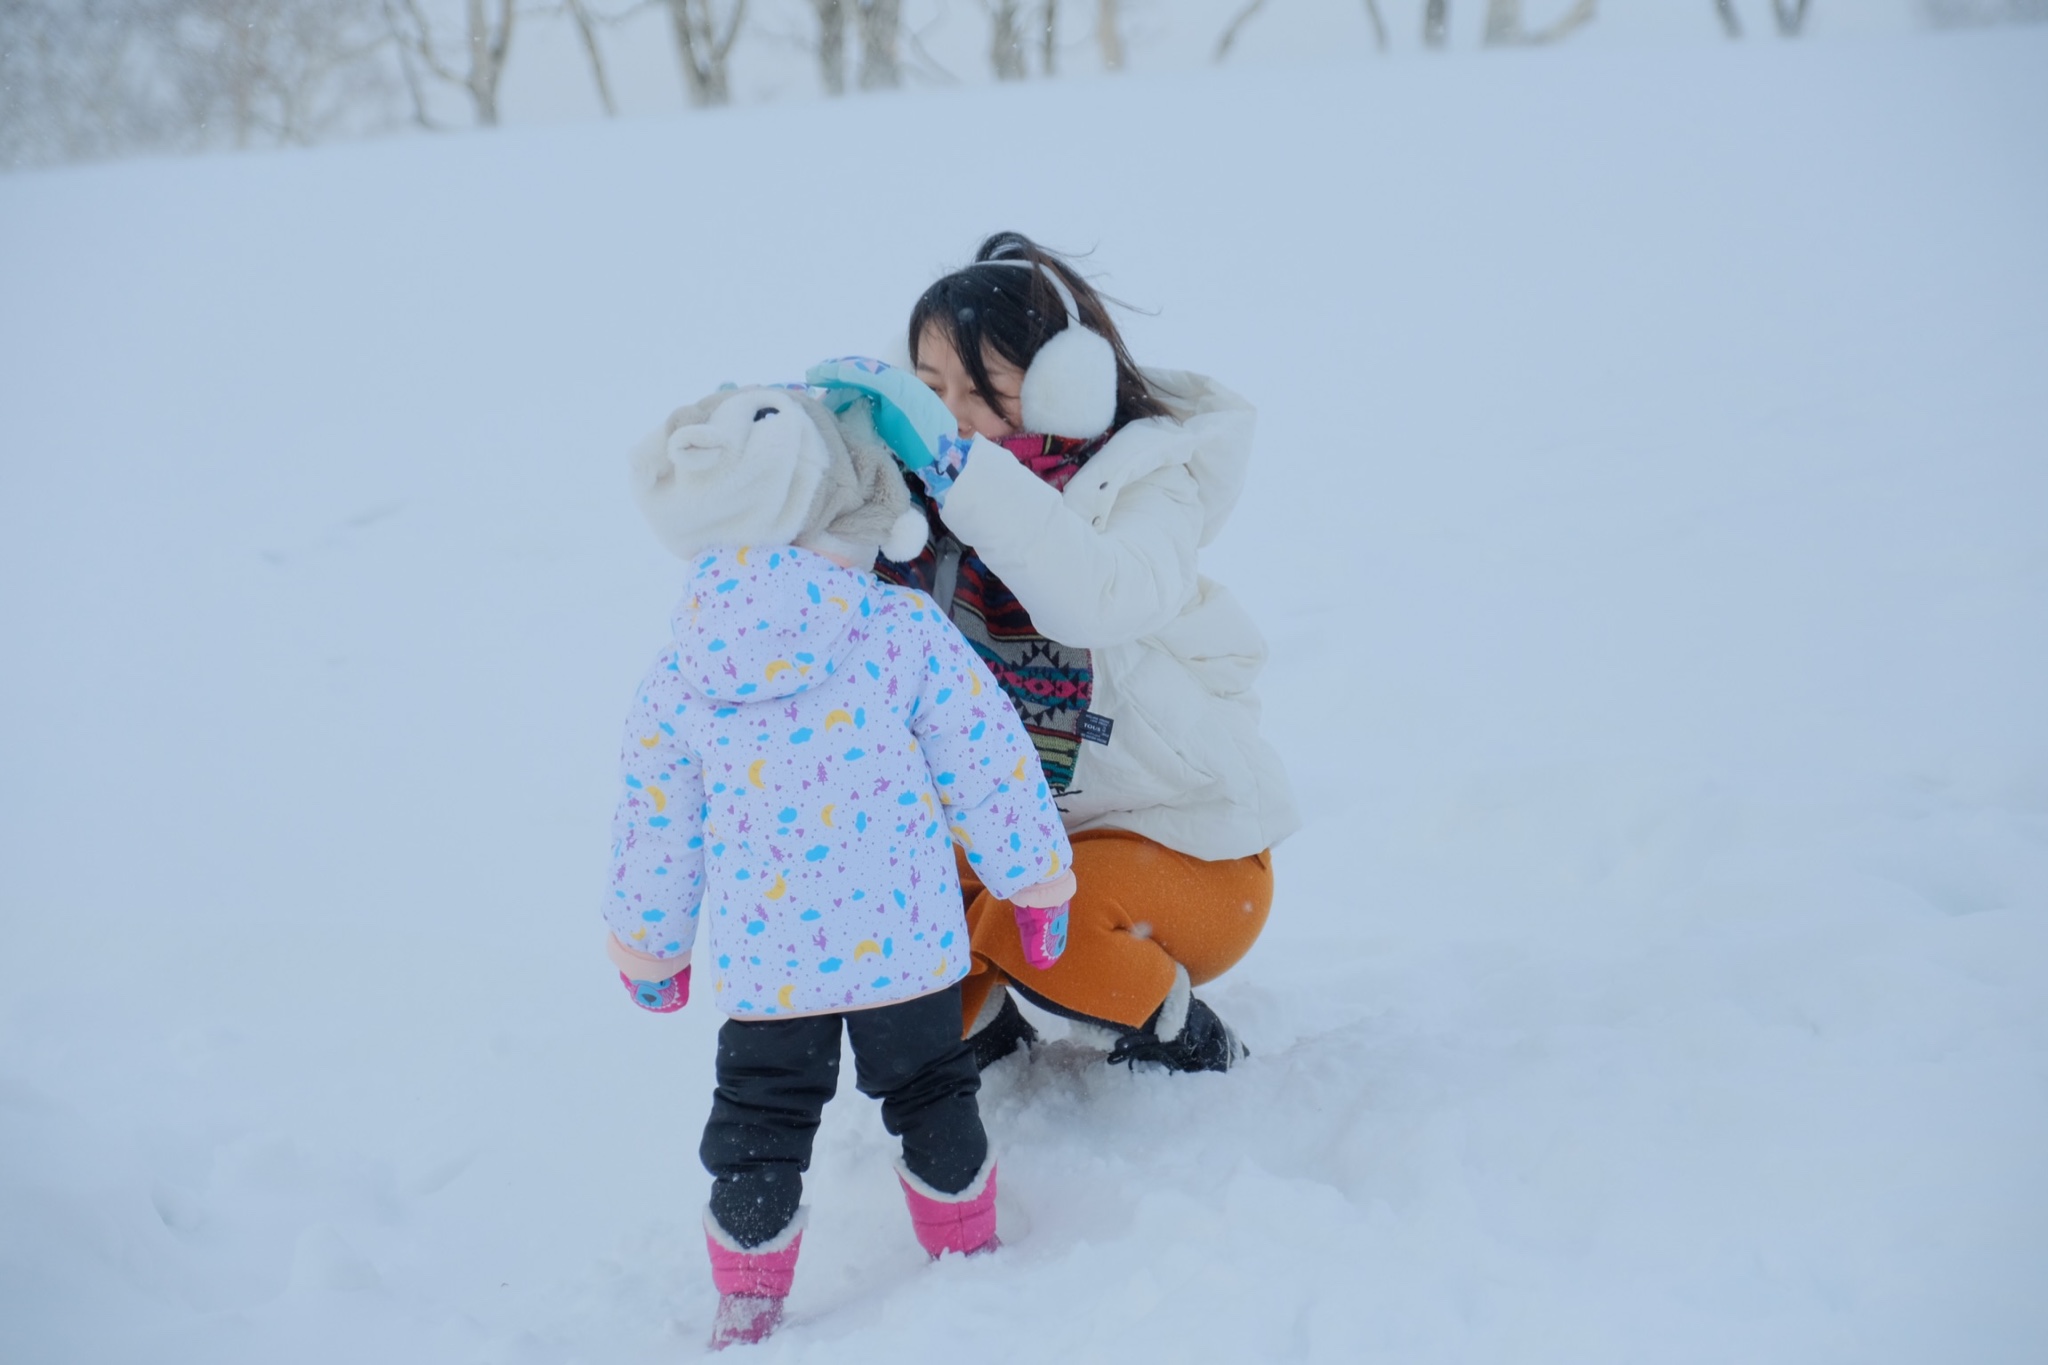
[877, 430, 1109, 793]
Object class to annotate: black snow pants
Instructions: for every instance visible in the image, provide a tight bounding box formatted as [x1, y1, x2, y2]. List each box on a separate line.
[700, 983, 987, 1247]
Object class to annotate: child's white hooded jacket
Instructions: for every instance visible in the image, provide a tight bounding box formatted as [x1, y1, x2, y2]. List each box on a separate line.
[606, 544, 1071, 1019]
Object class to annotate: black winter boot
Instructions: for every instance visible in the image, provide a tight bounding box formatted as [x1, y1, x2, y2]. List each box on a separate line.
[966, 988, 1039, 1071]
[1107, 996, 1247, 1074]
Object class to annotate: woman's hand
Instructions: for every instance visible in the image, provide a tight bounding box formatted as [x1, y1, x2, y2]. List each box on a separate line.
[806, 357, 956, 474]
[918, 433, 976, 505]
[807, 356, 995, 506]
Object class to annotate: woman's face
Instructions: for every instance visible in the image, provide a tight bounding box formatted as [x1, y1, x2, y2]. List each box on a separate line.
[915, 322, 1022, 442]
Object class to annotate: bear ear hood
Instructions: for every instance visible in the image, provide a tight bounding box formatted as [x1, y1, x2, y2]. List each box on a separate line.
[629, 386, 924, 567]
[630, 386, 827, 562]
[668, 546, 874, 704]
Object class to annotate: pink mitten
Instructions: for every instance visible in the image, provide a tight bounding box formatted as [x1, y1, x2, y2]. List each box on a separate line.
[1012, 902, 1068, 971]
[621, 967, 690, 1012]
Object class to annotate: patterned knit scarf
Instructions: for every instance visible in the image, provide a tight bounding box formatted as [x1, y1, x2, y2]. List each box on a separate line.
[878, 431, 1109, 793]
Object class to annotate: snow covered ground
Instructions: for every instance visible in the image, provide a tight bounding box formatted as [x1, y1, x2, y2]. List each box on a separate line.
[4, 26, 2047, 1365]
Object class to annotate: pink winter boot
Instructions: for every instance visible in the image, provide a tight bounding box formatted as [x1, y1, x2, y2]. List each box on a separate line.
[895, 1156, 1000, 1259]
[704, 1208, 805, 1351]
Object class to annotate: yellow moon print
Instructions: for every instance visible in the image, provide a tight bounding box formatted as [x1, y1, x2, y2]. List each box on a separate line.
[932, 956, 948, 977]
[777, 984, 795, 1009]
[823, 709, 853, 731]
[820, 804, 838, 828]
[639, 734, 661, 749]
[647, 784, 667, 813]
[950, 825, 973, 850]
[1012, 756, 1029, 781]
[854, 939, 882, 960]
[764, 660, 793, 681]
[827, 596, 849, 612]
[1048, 848, 1061, 876]
[736, 546, 751, 566]
[748, 760, 767, 789]
[969, 670, 982, 697]
[765, 872, 788, 900]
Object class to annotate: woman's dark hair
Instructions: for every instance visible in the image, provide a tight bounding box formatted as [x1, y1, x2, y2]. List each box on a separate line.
[907, 231, 1173, 434]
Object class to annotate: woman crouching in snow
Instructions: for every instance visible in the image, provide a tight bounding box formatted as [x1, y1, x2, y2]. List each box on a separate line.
[813, 232, 1299, 1076]
[603, 383, 1077, 1348]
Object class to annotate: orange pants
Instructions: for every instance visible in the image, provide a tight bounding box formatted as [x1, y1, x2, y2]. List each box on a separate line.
[955, 828, 1273, 1035]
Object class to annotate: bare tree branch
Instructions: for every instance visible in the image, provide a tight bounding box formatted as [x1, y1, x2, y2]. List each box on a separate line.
[1484, 0, 1597, 46]
[564, 0, 617, 113]
[1771, 0, 1809, 34]
[665, 0, 747, 107]
[1483, 0, 1513, 42]
[985, 0, 1029, 79]
[5, 0, 401, 167]
[1526, 0, 1596, 42]
[465, 0, 515, 123]
[1219, 0, 1386, 61]
[1362, 0, 1389, 50]
[857, 0, 901, 88]
[1096, 0, 1124, 69]
[381, 0, 443, 125]
[1424, 0, 1450, 48]
[384, 0, 519, 125]
[1214, 0, 1270, 62]
[392, 0, 512, 124]
[158, 1, 399, 147]
[900, 13, 960, 84]
[811, 0, 847, 93]
[393, 0, 465, 86]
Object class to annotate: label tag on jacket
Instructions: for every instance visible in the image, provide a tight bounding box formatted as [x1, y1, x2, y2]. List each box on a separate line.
[1079, 712, 1114, 746]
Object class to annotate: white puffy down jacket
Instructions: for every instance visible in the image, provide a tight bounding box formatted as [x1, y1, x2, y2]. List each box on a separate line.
[936, 370, 1299, 860]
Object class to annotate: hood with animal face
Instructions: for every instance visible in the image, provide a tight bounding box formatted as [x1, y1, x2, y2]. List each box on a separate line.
[668, 545, 875, 704]
[629, 385, 926, 567]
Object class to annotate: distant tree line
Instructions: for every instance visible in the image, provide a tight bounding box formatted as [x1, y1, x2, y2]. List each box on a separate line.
[1, 0, 395, 163]
[3, 0, 2036, 171]
[1214, 0, 1832, 56]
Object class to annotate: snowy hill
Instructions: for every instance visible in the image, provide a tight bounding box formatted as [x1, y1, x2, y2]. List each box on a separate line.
[3, 27, 2046, 1364]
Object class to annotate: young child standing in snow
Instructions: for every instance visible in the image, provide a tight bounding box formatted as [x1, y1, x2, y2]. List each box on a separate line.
[603, 382, 1075, 1349]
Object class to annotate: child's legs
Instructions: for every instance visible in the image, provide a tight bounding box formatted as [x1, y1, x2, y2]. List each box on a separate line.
[844, 985, 987, 1195]
[700, 1012, 843, 1247]
[961, 829, 1275, 1031]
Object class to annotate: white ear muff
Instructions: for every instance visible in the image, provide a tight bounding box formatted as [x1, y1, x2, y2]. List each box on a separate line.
[1020, 324, 1117, 440]
[982, 258, 1120, 440]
